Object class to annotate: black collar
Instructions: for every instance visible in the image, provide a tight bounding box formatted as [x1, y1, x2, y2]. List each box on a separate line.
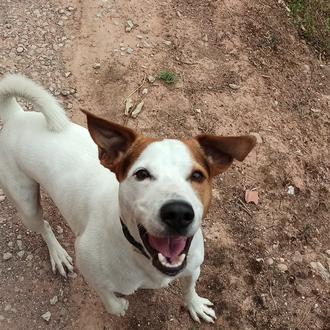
[120, 218, 150, 259]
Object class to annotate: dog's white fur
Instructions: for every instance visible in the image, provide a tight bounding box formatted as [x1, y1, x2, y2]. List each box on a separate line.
[0, 75, 215, 322]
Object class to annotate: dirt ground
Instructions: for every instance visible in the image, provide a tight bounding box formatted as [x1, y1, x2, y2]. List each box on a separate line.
[0, 0, 329, 329]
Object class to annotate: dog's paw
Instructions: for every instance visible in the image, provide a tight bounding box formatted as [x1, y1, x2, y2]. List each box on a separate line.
[49, 243, 74, 278]
[106, 297, 129, 317]
[186, 295, 216, 323]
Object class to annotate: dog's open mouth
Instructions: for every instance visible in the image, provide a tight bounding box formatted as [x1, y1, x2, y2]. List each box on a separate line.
[139, 226, 193, 276]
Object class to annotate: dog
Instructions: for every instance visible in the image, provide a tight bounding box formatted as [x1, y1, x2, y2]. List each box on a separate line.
[0, 74, 256, 323]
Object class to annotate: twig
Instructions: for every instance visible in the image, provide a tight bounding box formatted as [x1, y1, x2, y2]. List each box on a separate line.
[269, 282, 278, 312]
[294, 299, 316, 328]
[122, 74, 146, 103]
[237, 198, 253, 217]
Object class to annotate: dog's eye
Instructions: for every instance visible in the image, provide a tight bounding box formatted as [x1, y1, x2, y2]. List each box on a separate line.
[190, 170, 205, 183]
[134, 169, 151, 181]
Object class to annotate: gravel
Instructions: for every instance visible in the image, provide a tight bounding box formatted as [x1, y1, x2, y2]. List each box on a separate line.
[3, 252, 13, 261]
[41, 311, 51, 322]
[277, 263, 288, 272]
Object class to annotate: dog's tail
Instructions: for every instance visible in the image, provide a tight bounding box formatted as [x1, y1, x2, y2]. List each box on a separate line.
[0, 74, 70, 131]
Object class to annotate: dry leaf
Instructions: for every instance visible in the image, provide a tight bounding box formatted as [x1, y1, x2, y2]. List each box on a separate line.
[245, 190, 259, 205]
[131, 100, 144, 118]
[124, 97, 133, 116]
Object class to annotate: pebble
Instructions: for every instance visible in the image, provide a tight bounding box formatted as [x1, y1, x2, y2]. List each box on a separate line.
[279, 258, 285, 263]
[202, 34, 208, 42]
[56, 225, 63, 234]
[4, 304, 11, 312]
[142, 88, 148, 95]
[3, 252, 13, 261]
[292, 251, 303, 263]
[64, 71, 71, 78]
[16, 46, 24, 53]
[0, 196, 6, 202]
[229, 83, 240, 90]
[163, 40, 172, 46]
[17, 251, 25, 258]
[126, 47, 134, 54]
[17, 240, 23, 250]
[93, 63, 101, 69]
[147, 75, 155, 83]
[277, 263, 288, 272]
[136, 35, 143, 39]
[250, 132, 263, 144]
[8, 241, 14, 248]
[287, 185, 295, 195]
[50, 296, 58, 305]
[266, 257, 274, 265]
[26, 254, 33, 261]
[41, 311, 51, 322]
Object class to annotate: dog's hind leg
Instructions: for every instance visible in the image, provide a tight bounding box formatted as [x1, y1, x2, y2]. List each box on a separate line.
[1, 171, 73, 277]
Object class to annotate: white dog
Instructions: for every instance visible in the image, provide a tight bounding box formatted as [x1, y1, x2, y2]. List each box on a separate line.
[0, 75, 256, 323]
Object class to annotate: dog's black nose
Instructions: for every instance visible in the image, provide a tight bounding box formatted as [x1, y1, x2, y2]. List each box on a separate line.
[160, 200, 194, 231]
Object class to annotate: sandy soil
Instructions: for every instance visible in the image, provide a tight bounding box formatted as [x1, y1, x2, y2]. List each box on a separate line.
[0, 0, 329, 329]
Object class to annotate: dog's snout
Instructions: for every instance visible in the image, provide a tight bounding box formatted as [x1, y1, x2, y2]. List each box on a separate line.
[160, 200, 194, 231]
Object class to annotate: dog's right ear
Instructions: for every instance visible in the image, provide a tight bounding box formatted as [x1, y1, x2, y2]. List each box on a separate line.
[82, 110, 137, 170]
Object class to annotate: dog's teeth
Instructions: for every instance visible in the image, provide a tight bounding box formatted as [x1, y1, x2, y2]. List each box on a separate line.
[178, 253, 186, 263]
[158, 253, 167, 265]
[158, 253, 186, 268]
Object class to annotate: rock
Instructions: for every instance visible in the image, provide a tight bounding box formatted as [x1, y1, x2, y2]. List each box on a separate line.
[142, 88, 148, 95]
[147, 75, 155, 83]
[131, 101, 144, 119]
[93, 63, 101, 69]
[56, 226, 63, 234]
[279, 258, 285, 263]
[195, 108, 201, 114]
[266, 257, 274, 265]
[26, 254, 33, 261]
[3, 252, 13, 261]
[17, 235, 22, 239]
[287, 185, 295, 196]
[310, 261, 330, 282]
[250, 132, 262, 144]
[229, 83, 240, 90]
[64, 71, 71, 78]
[136, 35, 143, 39]
[17, 251, 25, 258]
[126, 47, 134, 54]
[50, 296, 58, 305]
[41, 311, 51, 322]
[0, 195, 6, 202]
[7, 241, 14, 248]
[277, 263, 288, 272]
[125, 20, 134, 32]
[292, 251, 303, 263]
[16, 46, 24, 53]
[163, 40, 172, 46]
[202, 34, 208, 42]
[17, 240, 23, 250]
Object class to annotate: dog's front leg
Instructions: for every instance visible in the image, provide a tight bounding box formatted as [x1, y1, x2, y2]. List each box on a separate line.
[182, 268, 216, 323]
[98, 290, 129, 317]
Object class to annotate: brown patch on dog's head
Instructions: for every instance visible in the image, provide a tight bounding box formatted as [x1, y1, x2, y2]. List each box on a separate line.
[184, 134, 256, 215]
[83, 110, 159, 181]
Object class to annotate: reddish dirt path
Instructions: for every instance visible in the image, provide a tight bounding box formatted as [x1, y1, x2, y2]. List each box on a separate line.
[0, 0, 329, 329]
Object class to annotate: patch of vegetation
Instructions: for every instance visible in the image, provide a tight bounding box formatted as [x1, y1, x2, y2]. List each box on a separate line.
[158, 70, 178, 84]
[287, 0, 330, 57]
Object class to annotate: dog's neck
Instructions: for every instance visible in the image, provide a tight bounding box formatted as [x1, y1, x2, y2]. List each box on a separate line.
[120, 218, 150, 259]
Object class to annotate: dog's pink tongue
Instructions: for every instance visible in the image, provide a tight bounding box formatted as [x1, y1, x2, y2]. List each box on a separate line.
[148, 235, 187, 259]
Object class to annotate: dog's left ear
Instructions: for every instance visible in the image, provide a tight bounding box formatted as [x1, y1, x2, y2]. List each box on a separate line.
[196, 134, 256, 176]
[82, 110, 137, 170]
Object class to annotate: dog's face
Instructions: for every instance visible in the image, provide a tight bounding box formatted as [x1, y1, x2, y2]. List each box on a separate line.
[84, 111, 256, 276]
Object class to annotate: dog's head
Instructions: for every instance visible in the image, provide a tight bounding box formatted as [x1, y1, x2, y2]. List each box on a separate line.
[84, 111, 256, 276]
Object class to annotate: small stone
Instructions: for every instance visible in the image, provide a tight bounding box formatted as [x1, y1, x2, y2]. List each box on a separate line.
[50, 296, 58, 305]
[126, 47, 134, 54]
[16, 46, 24, 53]
[277, 263, 288, 272]
[67, 6, 75, 11]
[202, 34, 208, 42]
[229, 83, 240, 90]
[57, 20, 64, 26]
[41, 311, 51, 322]
[279, 258, 285, 263]
[250, 132, 262, 144]
[56, 226, 63, 234]
[17, 251, 25, 258]
[195, 108, 201, 114]
[26, 254, 33, 261]
[142, 41, 151, 48]
[17, 235, 22, 239]
[292, 251, 303, 263]
[4, 304, 11, 312]
[136, 35, 143, 39]
[17, 240, 23, 250]
[142, 88, 148, 95]
[163, 40, 172, 46]
[0, 195, 6, 202]
[3, 252, 13, 261]
[64, 72, 71, 78]
[266, 257, 274, 265]
[287, 185, 295, 196]
[7, 241, 14, 248]
[147, 75, 155, 83]
[93, 63, 101, 69]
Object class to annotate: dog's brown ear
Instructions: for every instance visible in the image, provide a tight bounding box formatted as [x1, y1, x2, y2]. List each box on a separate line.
[195, 134, 256, 176]
[82, 110, 137, 170]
